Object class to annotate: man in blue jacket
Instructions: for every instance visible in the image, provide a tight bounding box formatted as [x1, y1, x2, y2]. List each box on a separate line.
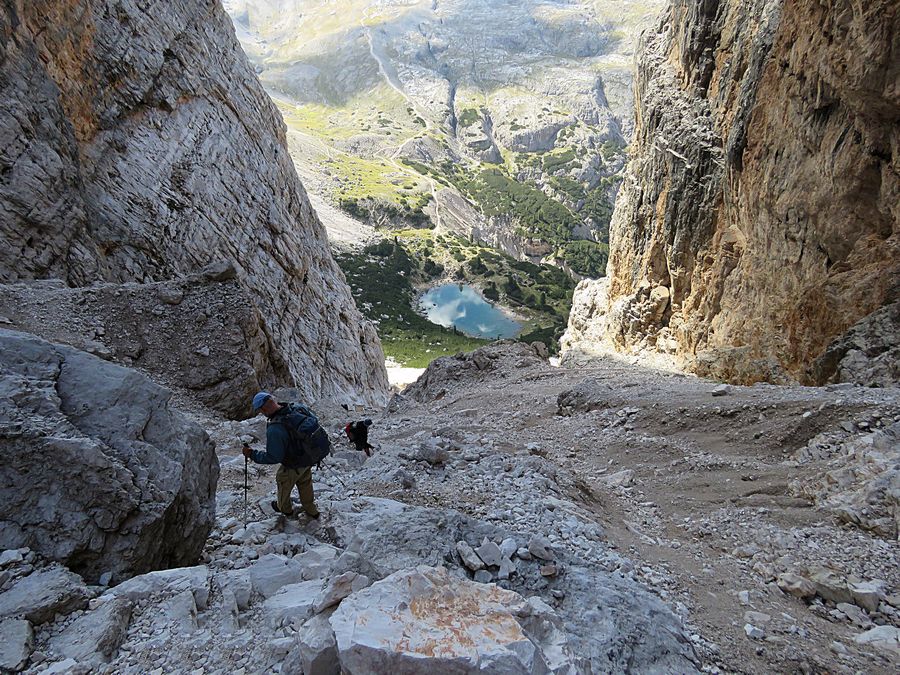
[242, 392, 320, 518]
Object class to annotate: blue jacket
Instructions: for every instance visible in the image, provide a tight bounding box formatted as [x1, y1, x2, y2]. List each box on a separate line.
[250, 406, 293, 466]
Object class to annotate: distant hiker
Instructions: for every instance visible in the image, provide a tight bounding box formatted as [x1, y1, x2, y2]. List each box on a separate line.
[344, 419, 374, 456]
[242, 392, 330, 518]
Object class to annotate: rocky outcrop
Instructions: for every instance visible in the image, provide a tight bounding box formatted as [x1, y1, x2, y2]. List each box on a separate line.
[562, 0, 900, 385]
[810, 300, 900, 388]
[330, 566, 579, 674]
[0, 262, 290, 419]
[0, 0, 389, 406]
[0, 330, 218, 582]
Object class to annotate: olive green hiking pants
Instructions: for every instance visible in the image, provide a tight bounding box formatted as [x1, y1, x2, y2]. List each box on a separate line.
[275, 465, 319, 516]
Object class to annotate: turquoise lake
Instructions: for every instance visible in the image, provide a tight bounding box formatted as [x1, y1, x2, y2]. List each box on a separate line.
[418, 284, 522, 339]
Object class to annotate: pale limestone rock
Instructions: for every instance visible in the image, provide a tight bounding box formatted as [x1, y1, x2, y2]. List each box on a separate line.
[294, 545, 341, 581]
[249, 555, 304, 599]
[329, 566, 579, 674]
[107, 566, 210, 610]
[0, 567, 89, 625]
[853, 625, 900, 656]
[456, 541, 486, 572]
[314, 572, 370, 614]
[527, 535, 555, 561]
[289, 612, 340, 675]
[216, 569, 252, 611]
[49, 597, 132, 664]
[263, 580, 323, 628]
[0, 618, 32, 672]
[475, 538, 503, 568]
[776, 573, 816, 599]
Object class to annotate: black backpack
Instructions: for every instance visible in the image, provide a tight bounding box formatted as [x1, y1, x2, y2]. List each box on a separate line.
[269, 403, 331, 468]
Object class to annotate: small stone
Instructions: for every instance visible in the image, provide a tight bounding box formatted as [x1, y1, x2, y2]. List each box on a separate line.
[527, 535, 554, 561]
[711, 384, 730, 397]
[473, 570, 493, 584]
[516, 547, 532, 561]
[497, 558, 516, 581]
[456, 541, 485, 571]
[99, 572, 112, 587]
[776, 572, 815, 599]
[499, 538, 518, 559]
[539, 564, 558, 578]
[743, 611, 771, 625]
[849, 580, 885, 613]
[738, 590, 750, 605]
[744, 623, 764, 640]
[0, 550, 24, 567]
[475, 539, 503, 568]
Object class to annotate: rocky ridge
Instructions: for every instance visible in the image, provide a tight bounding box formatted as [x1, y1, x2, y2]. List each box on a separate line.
[561, 0, 899, 385]
[3, 342, 899, 673]
[0, 0, 389, 406]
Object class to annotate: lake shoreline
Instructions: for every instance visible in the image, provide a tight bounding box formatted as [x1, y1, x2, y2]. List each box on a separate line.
[414, 282, 525, 339]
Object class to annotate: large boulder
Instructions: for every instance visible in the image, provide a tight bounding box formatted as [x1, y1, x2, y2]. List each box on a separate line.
[0, 566, 89, 625]
[330, 566, 579, 674]
[0, 330, 218, 582]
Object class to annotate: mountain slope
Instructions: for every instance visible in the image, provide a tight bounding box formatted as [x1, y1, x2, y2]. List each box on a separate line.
[562, 0, 899, 385]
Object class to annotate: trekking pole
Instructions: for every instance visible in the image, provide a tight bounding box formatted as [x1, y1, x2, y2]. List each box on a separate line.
[241, 441, 250, 525]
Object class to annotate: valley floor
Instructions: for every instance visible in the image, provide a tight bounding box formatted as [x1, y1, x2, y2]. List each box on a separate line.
[208, 345, 900, 674]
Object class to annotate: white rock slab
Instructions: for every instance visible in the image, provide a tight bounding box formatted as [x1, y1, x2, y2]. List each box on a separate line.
[107, 565, 210, 610]
[0, 618, 32, 672]
[249, 555, 303, 598]
[48, 596, 132, 663]
[263, 580, 324, 628]
[330, 566, 578, 674]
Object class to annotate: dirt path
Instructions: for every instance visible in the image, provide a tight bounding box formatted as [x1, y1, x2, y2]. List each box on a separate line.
[374, 350, 900, 674]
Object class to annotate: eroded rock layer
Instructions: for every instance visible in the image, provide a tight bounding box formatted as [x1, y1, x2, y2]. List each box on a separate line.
[563, 0, 899, 384]
[0, 0, 389, 405]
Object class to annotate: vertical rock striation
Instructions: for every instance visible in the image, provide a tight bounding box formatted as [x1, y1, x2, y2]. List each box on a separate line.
[562, 0, 899, 385]
[0, 0, 389, 405]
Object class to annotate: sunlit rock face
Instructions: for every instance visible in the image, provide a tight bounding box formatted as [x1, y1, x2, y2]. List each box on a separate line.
[563, 0, 899, 385]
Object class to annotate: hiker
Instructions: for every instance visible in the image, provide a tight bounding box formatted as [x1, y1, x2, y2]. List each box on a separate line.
[344, 419, 374, 456]
[242, 391, 329, 518]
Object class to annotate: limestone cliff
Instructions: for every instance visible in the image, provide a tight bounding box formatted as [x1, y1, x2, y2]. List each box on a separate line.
[562, 0, 899, 385]
[0, 0, 389, 405]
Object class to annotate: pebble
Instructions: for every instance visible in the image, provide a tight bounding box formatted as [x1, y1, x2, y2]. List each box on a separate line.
[744, 623, 765, 640]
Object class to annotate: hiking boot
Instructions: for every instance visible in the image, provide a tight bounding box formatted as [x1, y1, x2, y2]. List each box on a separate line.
[271, 500, 292, 515]
[305, 509, 321, 519]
